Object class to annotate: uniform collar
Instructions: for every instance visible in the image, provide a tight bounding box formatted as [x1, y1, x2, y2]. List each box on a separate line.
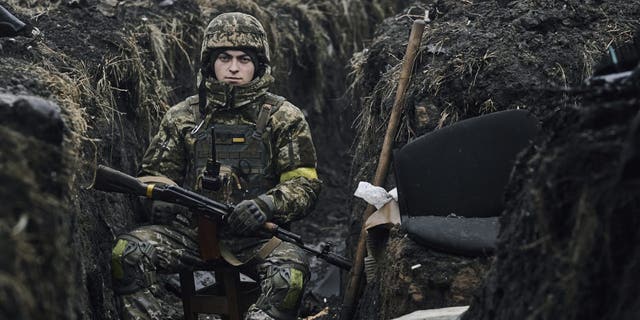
[204, 67, 274, 112]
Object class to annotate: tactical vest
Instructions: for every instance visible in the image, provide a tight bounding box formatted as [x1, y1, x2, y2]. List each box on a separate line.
[186, 93, 286, 204]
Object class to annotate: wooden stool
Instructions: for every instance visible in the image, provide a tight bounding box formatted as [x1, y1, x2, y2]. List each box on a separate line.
[180, 216, 259, 320]
[179, 265, 259, 320]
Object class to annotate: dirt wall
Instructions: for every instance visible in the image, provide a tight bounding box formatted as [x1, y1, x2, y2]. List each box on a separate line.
[0, 94, 73, 318]
[355, 228, 491, 320]
[346, 0, 639, 319]
[463, 57, 640, 320]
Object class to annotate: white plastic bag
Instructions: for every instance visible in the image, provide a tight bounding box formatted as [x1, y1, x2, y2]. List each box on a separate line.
[354, 181, 393, 209]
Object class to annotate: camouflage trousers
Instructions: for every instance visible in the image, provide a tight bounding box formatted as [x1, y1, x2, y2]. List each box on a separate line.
[111, 223, 310, 320]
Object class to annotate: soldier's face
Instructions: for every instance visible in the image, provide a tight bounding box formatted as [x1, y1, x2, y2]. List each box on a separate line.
[213, 50, 255, 85]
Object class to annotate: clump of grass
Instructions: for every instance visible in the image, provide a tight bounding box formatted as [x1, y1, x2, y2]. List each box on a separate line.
[3, 0, 60, 16]
[148, 18, 193, 80]
[96, 17, 196, 141]
[31, 43, 92, 148]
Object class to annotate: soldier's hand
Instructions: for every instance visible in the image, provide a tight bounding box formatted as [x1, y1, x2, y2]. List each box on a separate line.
[226, 195, 274, 235]
[151, 200, 188, 224]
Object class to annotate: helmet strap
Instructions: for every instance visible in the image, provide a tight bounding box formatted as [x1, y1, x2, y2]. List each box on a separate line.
[198, 74, 207, 118]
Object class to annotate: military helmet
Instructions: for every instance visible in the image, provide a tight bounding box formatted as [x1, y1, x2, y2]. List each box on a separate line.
[200, 12, 270, 68]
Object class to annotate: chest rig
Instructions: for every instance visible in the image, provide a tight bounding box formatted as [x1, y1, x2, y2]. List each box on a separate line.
[189, 94, 285, 204]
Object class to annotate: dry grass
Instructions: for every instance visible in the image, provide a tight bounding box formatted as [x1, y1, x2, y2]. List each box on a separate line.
[148, 18, 193, 79]
[479, 98, 496, 114]
[25, 44, 104, 188]
[0, 4, 198, 185]
[3, 0, 60, 16]
[352, 61, 401, 149]
[109, 28, 171, 124]
[5, 1, 193, 137]
[97, 17, 195, 141]
[580, 40, 601, 80]
[30, 43, 92, 140]
[551, 62, 569, 89]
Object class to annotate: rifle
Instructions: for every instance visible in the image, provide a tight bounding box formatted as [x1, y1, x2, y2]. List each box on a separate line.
[92, 165, 352, 270]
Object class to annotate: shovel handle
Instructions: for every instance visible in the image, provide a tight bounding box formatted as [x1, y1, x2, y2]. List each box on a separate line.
[341, 18, 427, 320]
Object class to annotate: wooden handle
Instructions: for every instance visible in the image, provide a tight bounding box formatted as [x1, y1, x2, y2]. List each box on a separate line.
[341, 19, 426, 320]
[198, 215, 221, 261]
[373, 19, 426, 188]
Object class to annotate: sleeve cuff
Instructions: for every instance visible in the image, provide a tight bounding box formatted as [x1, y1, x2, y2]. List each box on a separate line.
[256, 194, 276, 220]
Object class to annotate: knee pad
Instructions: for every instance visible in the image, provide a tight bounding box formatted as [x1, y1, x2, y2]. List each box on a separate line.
[111, 234, 157, 294]
[256, 262, 309, 320]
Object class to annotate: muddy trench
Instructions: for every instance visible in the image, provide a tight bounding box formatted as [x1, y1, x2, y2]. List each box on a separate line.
[1, 0, 640, 320]
[0, 0, 410, 319]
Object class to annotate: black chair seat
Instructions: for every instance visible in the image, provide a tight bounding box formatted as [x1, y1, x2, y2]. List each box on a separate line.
[402, 216, 499, 257]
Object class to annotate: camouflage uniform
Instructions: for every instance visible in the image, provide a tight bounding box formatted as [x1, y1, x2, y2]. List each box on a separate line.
[111, 12, 321, 320]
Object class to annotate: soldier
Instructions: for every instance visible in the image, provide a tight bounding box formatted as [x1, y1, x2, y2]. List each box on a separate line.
[110, 12, 321, 320]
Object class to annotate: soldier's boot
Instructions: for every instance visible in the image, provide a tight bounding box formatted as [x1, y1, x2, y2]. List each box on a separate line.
[111, 234, 182, 320]
[245, 260, 310, 320]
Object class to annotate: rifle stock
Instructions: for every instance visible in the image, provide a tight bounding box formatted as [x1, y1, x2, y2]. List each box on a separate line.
[93, 165, 148, 196]
[92, 165, 352, 270]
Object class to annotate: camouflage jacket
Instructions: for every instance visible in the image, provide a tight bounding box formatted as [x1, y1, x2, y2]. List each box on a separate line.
[139, 79, 321, 226]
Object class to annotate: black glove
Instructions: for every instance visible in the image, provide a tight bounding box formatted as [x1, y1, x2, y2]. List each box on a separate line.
[150, 200, 188, 224]
[226, 195, 275, 235]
